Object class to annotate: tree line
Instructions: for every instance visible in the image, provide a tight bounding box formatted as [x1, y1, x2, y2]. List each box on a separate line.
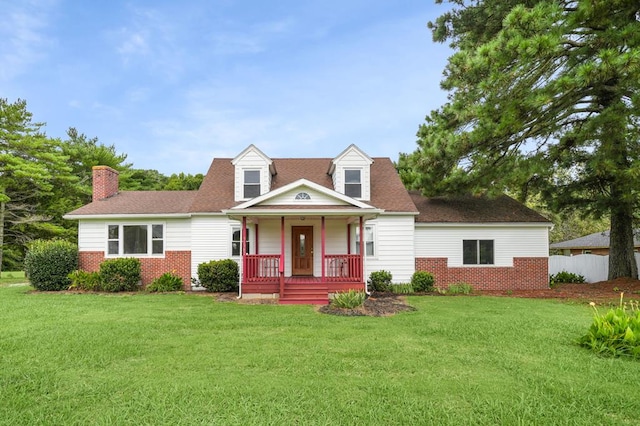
[0, 98, 203, 272]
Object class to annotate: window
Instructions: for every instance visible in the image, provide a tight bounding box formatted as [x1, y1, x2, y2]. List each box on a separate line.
[244, 170, 261, 198]
[107, 224, 164, 256]
[344, 169, 361, 198]
[355, 225, 375, 256]
[463, 240, 494, 265]
[232, 228, 251, 256]
[295, 192, 311, 200]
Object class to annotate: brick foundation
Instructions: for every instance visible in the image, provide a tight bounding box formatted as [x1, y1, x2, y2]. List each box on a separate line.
[79, 251, 192, 291]
[415, 257, 549, 291]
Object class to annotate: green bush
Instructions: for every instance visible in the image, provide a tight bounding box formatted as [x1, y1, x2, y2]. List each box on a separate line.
[148, 272, 184, 292]
[368, 270, 392, 292]
[411, 271, 435, 292]
[447, 282, 474, 295]
[198, 259, 239, 292]
[578, 295, 640, 358]
[331, 290, 366, 309]
[68, 270, 102, 291]
[99, 258, 141, 292]
[550, 271, 586, 287]
[24, 239, 78, 291]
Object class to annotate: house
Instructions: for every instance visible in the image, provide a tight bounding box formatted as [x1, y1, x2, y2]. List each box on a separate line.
[65, 144, 552, 303]
[550, 230, 640, 256]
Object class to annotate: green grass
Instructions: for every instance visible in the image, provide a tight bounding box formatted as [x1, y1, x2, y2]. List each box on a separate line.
[1, 287, 640, 425]
[0, 270, 27, 286]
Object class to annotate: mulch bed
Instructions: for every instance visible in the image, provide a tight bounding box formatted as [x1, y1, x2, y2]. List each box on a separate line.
[319, 278, 640, 317]
[479, 277, 640, 303]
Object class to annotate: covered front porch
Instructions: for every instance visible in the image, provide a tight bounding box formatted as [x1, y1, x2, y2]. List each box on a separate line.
[236, 215, 370, 304]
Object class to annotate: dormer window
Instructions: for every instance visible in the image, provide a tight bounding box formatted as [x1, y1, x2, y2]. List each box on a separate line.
[244, 170, 261, 198]
[344, 169, 361, 198]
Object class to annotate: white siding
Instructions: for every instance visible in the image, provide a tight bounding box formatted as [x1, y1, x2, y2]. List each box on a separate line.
[362, 215, 415, 283]
[191, 215, 244, 278]
[78, 220, 105, 251]
[261, 187, 349, 206]
[415, 225, 549, 267]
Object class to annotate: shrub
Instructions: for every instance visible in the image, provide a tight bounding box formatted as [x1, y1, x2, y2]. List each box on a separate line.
[99, 258, 141, 292]
[550, 271, 585, 287]
[411, 271, 435, 292]
[198, 259, 239, 292]
[331, 290, 366, 309]
[68, 270, 102, 291]
[368, 270, 392, 292]
[24, 239, 78, 291]
[148, 272, 184, 292]
[447, 282, 474, 294]
[578, 294, 640, 358]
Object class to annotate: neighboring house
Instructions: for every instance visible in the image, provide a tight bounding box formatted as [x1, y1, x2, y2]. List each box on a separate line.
[65, 144, 552, 303]
[550, 230, 640, 256]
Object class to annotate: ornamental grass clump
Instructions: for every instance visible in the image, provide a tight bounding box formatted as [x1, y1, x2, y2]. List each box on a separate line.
[147, 272, 184, 292]
[578, 293, 640, 359]
[330, 290, 366, 309]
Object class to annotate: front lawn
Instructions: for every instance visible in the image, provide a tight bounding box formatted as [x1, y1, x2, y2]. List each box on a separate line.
[1, 286, 639, 425]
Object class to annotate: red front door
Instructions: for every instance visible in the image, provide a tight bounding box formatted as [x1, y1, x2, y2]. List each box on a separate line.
[292, 226, 313, 275]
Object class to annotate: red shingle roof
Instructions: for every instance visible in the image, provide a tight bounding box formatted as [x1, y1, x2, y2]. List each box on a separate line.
[409, 191, 550, 223]
[67, 191, 197, 216]
[190, 157, 417, 213]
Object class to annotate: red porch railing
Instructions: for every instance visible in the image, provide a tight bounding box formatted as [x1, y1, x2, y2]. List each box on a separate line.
[324, 254, 362, 282]
[245, 254, 281, 282]
[243, 254, 362, 283]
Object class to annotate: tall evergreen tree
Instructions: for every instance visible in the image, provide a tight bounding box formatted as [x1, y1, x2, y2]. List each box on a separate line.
[402, 0, 640, 279]
[0, 99, 74, 272]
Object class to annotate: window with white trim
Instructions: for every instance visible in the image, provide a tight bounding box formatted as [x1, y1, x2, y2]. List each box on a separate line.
[107, 224, 164, 256]
[232, 227, 251, 257]
[344, 169, 362, 198]
[463, 240, 494, 265]
[243, 170, 261, 198]
[354, 225, 375, 257]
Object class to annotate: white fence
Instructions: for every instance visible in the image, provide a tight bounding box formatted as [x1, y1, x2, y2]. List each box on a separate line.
[549, 253, 640, 283]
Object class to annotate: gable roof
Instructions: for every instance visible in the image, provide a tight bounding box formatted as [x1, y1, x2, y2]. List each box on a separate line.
[190, 156, 417, 214]
[409, 192, 550, 223]
[66, 191, 197, 217]
[550, 230, 640, 249]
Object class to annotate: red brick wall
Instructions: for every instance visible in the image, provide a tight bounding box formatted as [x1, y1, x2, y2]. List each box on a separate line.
[92, 166, 119, 201]
[79, 251, 192, 291]
[415, 257, 549, 290]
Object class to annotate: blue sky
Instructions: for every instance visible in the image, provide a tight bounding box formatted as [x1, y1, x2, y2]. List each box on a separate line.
[1, 0, 453, 175]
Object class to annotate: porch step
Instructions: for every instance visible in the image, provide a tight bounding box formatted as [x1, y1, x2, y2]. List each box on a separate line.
[279, 285, 329, 305]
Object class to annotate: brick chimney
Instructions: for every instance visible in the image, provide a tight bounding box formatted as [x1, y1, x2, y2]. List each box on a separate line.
[92, 166, 119, 201]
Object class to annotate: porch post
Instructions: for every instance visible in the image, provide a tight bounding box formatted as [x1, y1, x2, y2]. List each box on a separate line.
[280, 216, 285, 298]
[255, 224, 259, 255]
[359, 216, 364, 283]
[347, 223, 351, 254]
[242, 216, 247, 284]
[321, 216, 326, 280]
